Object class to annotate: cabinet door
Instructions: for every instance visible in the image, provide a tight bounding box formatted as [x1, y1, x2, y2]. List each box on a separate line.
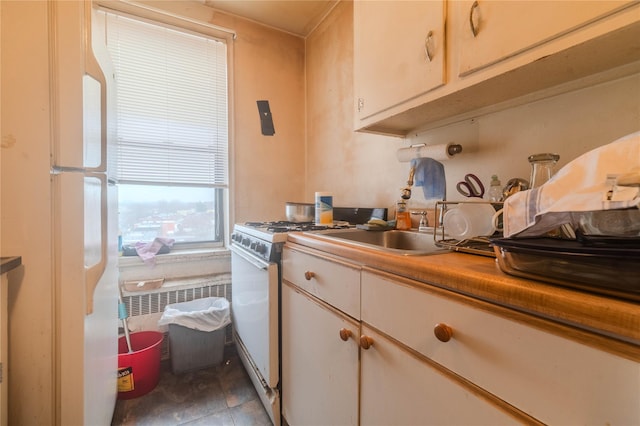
[362, 271, 640, 425]
[281, 282, 359, 426]
[354, 0, 445, 122]
[457, 0, 637, 76]
[360, 325, 517, 425]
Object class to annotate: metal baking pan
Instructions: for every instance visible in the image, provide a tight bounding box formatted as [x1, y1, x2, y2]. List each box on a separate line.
[492, 237, 640, 301]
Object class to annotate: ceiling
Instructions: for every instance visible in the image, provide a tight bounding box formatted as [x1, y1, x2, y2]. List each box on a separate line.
[202, 0, 339, 37]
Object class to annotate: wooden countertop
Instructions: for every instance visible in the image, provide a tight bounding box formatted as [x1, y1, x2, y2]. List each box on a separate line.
[286, 232, 639, 348]
[0, 256, 21, 275]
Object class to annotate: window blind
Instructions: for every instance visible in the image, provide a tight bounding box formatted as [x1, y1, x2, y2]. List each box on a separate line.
[104, 12, 228, 187]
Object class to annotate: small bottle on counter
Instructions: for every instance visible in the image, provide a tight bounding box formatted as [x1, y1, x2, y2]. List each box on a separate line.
[395, 200, 411, 230]
[315, 192, 333, 226]
[488, 175, 502, 202]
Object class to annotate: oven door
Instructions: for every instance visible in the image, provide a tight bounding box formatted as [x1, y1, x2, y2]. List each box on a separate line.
[230, 244, 279, 387]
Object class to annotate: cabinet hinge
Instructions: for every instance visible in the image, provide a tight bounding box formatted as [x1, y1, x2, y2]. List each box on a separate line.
[357, 97, 365, 112]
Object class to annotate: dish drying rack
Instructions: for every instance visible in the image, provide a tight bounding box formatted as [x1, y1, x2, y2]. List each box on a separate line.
[434, 200, 504, 257]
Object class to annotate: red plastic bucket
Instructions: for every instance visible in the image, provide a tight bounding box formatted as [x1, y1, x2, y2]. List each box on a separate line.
[117, 331, 164, 400]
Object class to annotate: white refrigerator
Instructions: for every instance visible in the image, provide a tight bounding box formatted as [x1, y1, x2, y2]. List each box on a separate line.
[52, 1, 119, 424]
[2, 1, 118, 424]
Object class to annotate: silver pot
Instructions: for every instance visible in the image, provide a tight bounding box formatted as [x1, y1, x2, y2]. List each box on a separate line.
[286, 202, 315, 222]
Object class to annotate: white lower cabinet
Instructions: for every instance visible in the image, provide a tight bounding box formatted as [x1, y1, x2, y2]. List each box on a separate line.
[281, 281, 360, 425]
[360, 324, 516, 426]
[282, 246, 640, 425]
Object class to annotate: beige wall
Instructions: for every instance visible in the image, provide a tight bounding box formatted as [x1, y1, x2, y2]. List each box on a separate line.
[219, 12, 306, 224]
[1, 2, 55, 423]
[305, 1, 640, 216]
[306, 1, 403, 212]
[139, 1, 307, 224]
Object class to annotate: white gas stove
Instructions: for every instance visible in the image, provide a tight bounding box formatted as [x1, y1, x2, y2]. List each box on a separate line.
[230, 220, 349, 425]
[230, 213, 384, 425]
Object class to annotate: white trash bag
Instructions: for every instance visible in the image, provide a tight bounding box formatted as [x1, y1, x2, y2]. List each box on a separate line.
[158, 297, 230, 332]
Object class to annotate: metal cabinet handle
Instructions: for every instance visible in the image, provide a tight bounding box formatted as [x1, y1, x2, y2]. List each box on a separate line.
[304, 271, 315, 281]
[434, 323, 453, 342]
[360, 335, 374, 350]
[339, 328, 353, 341]
[424, 30, 434, 62]
[469, 1, 480, 37]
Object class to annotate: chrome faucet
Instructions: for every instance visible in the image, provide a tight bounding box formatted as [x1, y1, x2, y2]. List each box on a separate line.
[412, 211, 430, 232]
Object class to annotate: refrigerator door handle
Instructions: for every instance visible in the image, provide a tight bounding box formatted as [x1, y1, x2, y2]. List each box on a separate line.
[85, 172, 108, 315]
[83, 2, 108, 174]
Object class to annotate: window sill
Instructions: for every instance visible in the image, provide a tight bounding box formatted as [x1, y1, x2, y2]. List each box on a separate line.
[118, 246, 231, 283]
[118, 246, 229, 266]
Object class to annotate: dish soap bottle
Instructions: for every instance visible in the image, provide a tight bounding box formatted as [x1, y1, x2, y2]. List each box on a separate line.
[395, 200, 411, 230]
[488, 175, 502, 202]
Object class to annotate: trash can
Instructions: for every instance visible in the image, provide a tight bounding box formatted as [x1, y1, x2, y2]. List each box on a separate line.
[158, 297, 231, 374]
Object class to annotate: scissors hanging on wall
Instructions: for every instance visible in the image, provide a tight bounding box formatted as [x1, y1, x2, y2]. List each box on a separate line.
[456, 173, 485, 198]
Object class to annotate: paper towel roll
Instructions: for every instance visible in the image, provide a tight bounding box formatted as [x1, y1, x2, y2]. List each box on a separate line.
[396, 143, 462, 162]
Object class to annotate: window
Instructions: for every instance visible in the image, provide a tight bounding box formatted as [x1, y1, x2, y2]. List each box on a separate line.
[103, 11, 228, 247]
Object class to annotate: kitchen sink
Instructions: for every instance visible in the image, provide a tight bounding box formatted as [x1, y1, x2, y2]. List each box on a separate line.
[308, 228, 448, 256]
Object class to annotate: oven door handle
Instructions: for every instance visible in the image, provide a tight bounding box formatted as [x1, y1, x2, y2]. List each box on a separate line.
[230, 244, 270, 270]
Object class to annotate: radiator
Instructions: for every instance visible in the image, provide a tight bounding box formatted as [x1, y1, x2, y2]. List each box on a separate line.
[124, 282, 231, 316]
[121, 280, 233, 359]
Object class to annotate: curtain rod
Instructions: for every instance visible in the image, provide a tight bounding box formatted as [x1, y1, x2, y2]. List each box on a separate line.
[95, 0, 237, 40]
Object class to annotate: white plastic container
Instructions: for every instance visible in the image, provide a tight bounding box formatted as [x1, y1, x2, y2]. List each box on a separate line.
[315, 192, 333, 226]
[443, 202, 501, 240]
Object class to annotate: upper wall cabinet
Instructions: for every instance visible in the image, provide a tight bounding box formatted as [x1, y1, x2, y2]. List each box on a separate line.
[353, 0, 640, 136]
[353, 0, 445, 123]
[458, 0, 637, 76]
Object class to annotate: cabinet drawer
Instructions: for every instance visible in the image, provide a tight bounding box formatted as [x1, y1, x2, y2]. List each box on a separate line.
[283, 247, 360, 319]
[362, 270, 640, 425]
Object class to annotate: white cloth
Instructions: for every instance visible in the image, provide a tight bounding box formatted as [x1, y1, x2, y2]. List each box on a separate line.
[503, 131, 640, 238]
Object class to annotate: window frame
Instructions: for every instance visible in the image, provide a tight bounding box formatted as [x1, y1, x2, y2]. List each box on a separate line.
[96, 1, 236, 250]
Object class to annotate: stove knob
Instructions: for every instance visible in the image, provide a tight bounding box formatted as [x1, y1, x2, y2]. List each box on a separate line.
[242, 237, 250, 247]
[256, 243, 266, 254]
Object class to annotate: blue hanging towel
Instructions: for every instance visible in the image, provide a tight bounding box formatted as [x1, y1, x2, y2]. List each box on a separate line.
[411, 158, 446, 200]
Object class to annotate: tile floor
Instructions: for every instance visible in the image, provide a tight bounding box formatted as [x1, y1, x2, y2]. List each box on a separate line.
[111, 345, 272, 425]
